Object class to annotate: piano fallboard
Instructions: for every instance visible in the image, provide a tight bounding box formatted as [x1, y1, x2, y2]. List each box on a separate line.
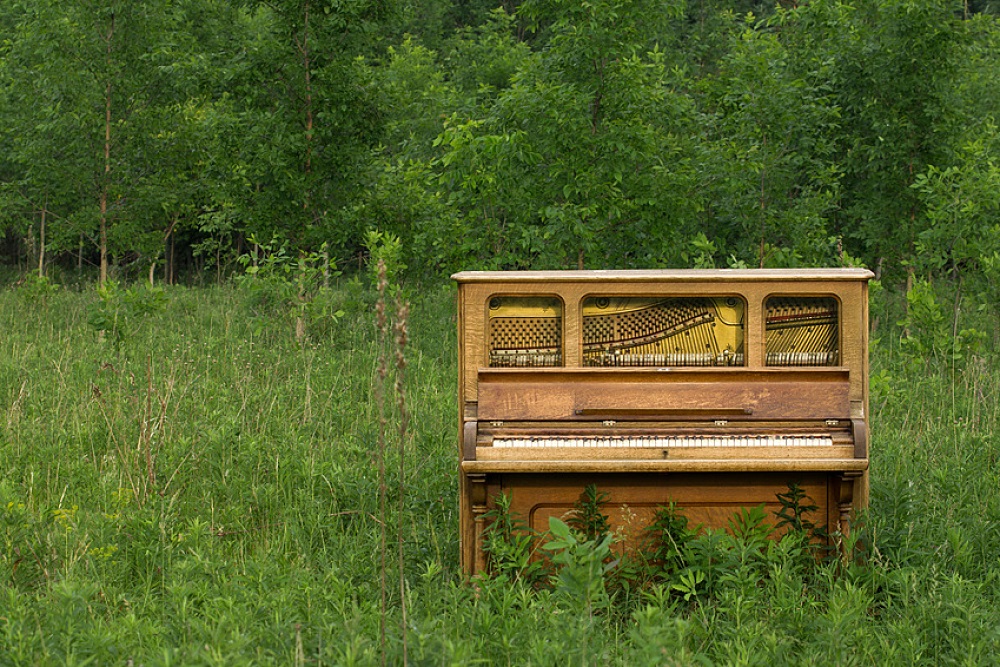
[476, 368, 851, 422]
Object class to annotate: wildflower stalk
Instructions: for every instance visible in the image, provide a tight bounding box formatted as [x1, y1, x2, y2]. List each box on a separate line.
[394, 296, 410, 666]
[375, 260, 389, 666]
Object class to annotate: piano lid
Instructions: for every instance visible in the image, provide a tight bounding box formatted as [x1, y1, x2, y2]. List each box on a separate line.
[453, 268, 875, 283]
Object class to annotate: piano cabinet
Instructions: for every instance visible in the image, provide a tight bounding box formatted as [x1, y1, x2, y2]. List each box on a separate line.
[454, 269, 873, 576]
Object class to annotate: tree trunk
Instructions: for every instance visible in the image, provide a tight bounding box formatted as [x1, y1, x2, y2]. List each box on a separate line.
[38, 204, 46, 277]
[99, 14, 115, 287]
[299, 0, 314, 226]
[166, 230, 174, 285]
[295, 251, 307, 343]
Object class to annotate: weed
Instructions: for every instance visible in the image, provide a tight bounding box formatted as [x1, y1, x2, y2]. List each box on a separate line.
[480, 492, 548, 585]
[87, 280, 167, 348]
[567, 483, 611, 542]
[235, 234, 344, 342]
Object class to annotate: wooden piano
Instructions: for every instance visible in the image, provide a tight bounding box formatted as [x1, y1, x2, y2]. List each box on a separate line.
[453, 269, 873, 575]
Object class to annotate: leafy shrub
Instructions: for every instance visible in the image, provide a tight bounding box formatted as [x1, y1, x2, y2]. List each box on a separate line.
[898, 278, 985, 363]
[87, 280, 167, 347]
[567, 483, 611, 542]
[480, 492, 548, 585]
[235, 235, 344, 341]
[543, 517, 617, 616]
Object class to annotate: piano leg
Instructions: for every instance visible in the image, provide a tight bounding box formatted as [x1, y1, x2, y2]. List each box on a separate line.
[836, 471, 862, 556]
[469, 474, 488, 576]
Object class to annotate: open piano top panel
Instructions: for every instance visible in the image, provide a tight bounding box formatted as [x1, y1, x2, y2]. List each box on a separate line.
[454, 269, 872, 575]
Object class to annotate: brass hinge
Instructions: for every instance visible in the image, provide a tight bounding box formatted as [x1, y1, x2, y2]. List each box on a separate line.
[490, 421, 504, 428]
[714, 419, 728, 426]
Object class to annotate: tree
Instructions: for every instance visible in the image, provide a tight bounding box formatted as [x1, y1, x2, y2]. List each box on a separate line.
[693, 12, 843, 267]
[430, 0, 701, 270]
[1, 0, 184, 283]
[226, 0, 389, 257]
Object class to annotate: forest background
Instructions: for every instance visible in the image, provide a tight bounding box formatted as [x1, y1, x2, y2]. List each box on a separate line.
[0, 0, 998, 287]
[2, 0, 1000, 664]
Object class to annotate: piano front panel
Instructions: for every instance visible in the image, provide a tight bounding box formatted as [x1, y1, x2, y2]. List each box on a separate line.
[498, 472, 835, 549]
[476, 369, 851, 422]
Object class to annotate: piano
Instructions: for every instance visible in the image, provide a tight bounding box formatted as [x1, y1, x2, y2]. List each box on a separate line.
[453, 269, 873, 575]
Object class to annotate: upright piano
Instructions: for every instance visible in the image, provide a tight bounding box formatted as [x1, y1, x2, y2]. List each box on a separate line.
[453, 269, 872, 575]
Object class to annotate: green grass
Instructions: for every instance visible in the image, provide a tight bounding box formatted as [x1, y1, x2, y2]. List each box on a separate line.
[1, 279, 999, 665]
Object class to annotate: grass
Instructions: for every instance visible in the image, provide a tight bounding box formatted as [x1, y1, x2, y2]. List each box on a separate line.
[0, 277, 999, 665]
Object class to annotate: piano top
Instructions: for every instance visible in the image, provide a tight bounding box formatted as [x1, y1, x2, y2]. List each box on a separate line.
[453, 268, 875, 283]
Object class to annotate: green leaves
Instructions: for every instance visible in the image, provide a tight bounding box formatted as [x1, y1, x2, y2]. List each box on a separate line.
[543, 517, 617, 614]
[87, 280, 168, 348]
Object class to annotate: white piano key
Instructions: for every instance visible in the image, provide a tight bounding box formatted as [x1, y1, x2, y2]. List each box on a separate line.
[492, 432, 839, 448]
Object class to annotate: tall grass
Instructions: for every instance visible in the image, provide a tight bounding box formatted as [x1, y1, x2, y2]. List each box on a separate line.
[0, 278, 998, 665]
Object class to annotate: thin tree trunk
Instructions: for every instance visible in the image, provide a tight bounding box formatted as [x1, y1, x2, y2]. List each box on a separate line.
[299, 0, 314, 225]
[166, 230, 174, 285]
[99, 14, 115, 286]
[903, 264, 915, 338]
[38, 203, 46, 277]
[295, 251, 307, 342]
[322, 246, 330, 288]
[758, 136, 768, 269]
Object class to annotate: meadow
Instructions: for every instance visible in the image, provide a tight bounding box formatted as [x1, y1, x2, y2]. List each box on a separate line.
[1, 277, 999, 665]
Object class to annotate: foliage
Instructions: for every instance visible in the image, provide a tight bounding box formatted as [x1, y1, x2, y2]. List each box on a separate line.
[643, 502, 696, 576]
[480, 492, 548, 585]
[567, 483, 611, 542]
[774, 482, 820, 535]
[234, 234, 345, 340]
[543, 517, 617, 615]
[87, 280, 167, 347]
[363, 229, 407, 293]
[897, 278, 985, 363]
[0, 0, 996, 292]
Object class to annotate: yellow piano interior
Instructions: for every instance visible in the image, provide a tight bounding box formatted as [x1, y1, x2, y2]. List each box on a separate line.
[454, 269, 872, 575]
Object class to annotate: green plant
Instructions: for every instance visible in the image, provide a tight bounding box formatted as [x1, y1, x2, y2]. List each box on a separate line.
[567, 483, 611, 542]
[87, 280, 167, 347]
[480, 492, 548, 586]
[16, 273, 59, 303]
[364, 230, 406, 294]
[775, 482, 819, 535]
[543, 517, 617, 615]
[898, 278, 984, 363]
[644, 502, 696, 576]
[235, 234, 344, 341]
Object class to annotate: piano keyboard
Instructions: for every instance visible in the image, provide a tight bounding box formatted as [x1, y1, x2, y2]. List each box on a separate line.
[493, 435, 834, 448]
